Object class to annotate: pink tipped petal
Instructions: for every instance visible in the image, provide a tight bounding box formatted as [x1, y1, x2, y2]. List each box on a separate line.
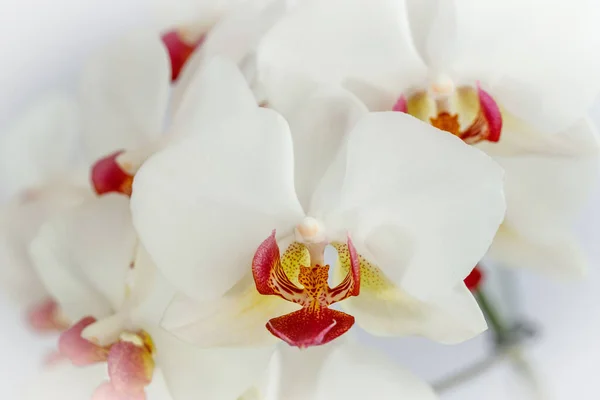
[26, 298, 69, 333]
[161, 31, 205, 81]
[107, 336, 154, 396]
[93, 381, 146, 400]
[477, 84, 502, 142]
[59, 317, 108, 366]
[266, 308, 355, 348]
[392, 95, 408, 113]
[91, 151, 134, 196]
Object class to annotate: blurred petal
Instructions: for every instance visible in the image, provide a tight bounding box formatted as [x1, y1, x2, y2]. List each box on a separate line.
[0, 185, 88, 308]
[29, 194, 136, 321]
[0, 92, 79, 197]
[489, 225, 588, 279]
[80, 30, 170, 161]
[131, 106, 304, 302]
[169, 57, 259, 138]
[487, 118, 599, 277]
[268, 341, 437, 400]
[288, 87, 367, 210]
[449, 0, 600, 132]
[151, 328, 273, 400]
[405, 0, 457, 70]
[311, 112, 505, 301]
[22, 363, 107, 400]
[258, 0, 426, 95]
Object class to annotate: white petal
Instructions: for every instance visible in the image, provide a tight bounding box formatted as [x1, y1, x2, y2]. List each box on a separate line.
[0, 185, 89, 308]
[152, 327, 272, 400]
[131, 107, 304, 302]
[405, 0, 457, 71]
[0, 92, 79, 197]
[161, 274, 296, 347]
[311, 112, 506, 301]
[489, 225, 588, 279]
[22, 363, 106, 400]
[342, 78, 398, 112]
[288, 87, 367, 210]
[343, 283, 486, 344]
[485, 118, 599, 277]
[29, 194, 137, 322]
[170, 56, 259, 138]
[258, 0, 426, 95]
[449, 0, 600, 132]
[80, 29, 170, 161]
[268, 341, 437, 400]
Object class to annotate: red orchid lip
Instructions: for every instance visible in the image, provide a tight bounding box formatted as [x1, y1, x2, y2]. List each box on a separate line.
[252, 230, 360, 348]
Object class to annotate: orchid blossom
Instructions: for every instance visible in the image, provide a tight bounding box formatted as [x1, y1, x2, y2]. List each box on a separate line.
[130, 57, 505, 349]
[257, 0, 600, 278]
[29, 194, 271, 399]
[0, 94, 91, 333]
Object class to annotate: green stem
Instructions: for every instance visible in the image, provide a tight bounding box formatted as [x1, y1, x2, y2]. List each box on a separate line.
[474, 288, 510, 347]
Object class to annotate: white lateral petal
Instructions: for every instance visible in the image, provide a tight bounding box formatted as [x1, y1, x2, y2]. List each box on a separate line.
[258, 0, 426, 95]
[311, 112, 506, 301]
[29, 194, 137, 322]
[161, 274, 296, 347]
[22, 363, 107, 400]
[342, 78, 398, 112]
[170, 56, 259, 137]
[288, 87, 368, 210]
[152, 328, 273, 400]
[0, 185, 89, 308]
[268, 341, 437, 400]
[343, 282, 486, 344]
[80, 29, 170, 161]
[131, 107, 304, 302]
[0, 93, 79, 197]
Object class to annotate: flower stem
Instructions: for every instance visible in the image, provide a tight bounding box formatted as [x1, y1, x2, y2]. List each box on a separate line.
[474, 288, 510, 347]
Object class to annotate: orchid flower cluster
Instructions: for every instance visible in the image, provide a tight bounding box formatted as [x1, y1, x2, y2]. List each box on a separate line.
[2, 0, 599, 399]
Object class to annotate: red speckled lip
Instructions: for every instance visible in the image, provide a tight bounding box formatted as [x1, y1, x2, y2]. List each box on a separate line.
[252, 231, 360, 348]
[464, 265, 484, 291]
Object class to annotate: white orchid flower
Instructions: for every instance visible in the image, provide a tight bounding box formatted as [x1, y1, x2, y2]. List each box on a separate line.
[29, 194, 270, 399]
[0, 93, 91, 332]
[257, 0, 600, 278]
[130, 55, 505, 349]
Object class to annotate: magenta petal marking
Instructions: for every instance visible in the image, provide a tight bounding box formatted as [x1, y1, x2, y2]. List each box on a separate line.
[107, 340, 154, 396]
[161, 30, 205, 81]
[476, 83, 502, 142]
[93, 381, 146, 400]
[392, 95, 408, 113]
[58, 317, 108, 366]
[26, 298, 68, 333]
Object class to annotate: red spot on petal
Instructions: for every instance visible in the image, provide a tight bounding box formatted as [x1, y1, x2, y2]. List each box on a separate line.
[107, 335, 155, 396]
[476, 84, 502, 142]
[464, 266, 484, 291]
[58, 317, 108, 366]
[91, 151, 134, 196]
[393, 95, 408, 113]
[267, 307, 355, 348]
[26, 298, 69, 333]
[162, 31, 205, 81]
[93, 381, 146, 400]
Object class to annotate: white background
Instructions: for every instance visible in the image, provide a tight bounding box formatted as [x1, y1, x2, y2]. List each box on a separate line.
[1, 0, 599, 398]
